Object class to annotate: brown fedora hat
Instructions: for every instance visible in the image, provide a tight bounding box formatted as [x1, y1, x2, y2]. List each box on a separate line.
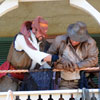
[67, 21, 89, 42]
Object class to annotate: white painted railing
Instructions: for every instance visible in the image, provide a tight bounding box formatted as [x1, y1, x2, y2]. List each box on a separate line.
[0, 89, 100, 100]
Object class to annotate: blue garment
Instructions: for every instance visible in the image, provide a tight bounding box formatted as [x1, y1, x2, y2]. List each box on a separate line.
[79, 71, 88, 89]
[52, 55, 59, 62]
[30, 70, 53, 90]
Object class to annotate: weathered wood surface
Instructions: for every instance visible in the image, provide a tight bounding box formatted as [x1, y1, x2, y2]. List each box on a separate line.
[0, 66, 100, 73]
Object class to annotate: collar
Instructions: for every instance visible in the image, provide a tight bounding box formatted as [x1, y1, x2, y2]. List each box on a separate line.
[30, 30, 41, 44]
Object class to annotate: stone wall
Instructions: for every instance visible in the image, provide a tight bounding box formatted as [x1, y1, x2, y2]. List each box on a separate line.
[0, 0, 100, 37]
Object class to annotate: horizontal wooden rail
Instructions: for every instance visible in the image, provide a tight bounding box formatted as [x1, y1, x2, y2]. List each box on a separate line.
[53, 67, 100, 72]
[0, 67, 100, 73]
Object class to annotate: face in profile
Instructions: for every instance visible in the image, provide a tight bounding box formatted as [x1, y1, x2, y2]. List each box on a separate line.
[70, 38, 80, 47]
[35, 31, 45, 41]
[35, 25, 48, 41]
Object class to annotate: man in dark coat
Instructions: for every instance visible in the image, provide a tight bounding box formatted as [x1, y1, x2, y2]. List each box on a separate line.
[48, 21, 99, 89]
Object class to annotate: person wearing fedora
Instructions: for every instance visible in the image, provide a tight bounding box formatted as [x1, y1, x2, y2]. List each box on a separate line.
[48, 21, 99, 89]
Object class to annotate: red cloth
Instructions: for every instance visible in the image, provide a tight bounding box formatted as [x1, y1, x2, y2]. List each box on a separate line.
[20, 21, 37, 50]
[0, 61, 24, 80]
[0, 61, 9, 78]
[10, 65, 24, 80]
[31, 16, 48, 36]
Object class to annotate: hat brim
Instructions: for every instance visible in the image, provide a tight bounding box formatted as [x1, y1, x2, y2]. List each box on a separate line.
[69, 32, 89, 42]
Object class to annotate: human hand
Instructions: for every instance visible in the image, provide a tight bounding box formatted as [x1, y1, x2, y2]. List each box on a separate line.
[61, 58, 79, 72]
[43, 55, 52, 62]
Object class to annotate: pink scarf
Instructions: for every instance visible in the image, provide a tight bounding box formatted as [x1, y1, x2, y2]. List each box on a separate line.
[20, 16, 48, 50]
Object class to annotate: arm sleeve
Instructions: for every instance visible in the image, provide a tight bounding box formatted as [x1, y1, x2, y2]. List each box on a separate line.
[47, 36, 61, 54]
[14, 34, 50, 65]
[77, 40, 99, 68]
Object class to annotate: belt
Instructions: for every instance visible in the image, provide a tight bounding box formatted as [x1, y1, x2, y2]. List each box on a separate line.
[61, 78, 79, 83]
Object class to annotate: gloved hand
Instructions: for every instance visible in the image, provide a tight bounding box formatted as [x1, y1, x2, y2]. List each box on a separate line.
[61, 57, 74, 72]
[54, 57, 79, 72]
[54, 58, 64, 69]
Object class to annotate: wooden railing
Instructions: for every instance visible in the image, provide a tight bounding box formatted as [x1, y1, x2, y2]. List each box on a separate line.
[0, 66, 100, 74]
[0, 89, 100, 100]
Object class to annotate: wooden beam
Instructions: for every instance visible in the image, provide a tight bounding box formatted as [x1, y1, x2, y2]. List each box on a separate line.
[70, 0, 100, 25]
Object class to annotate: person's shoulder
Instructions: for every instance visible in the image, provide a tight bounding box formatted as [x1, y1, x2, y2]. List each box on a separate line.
[87, 36, 96, 44]
[13, 33, 25, 45]
[55, 34, 67, 42]
[15, 33, 24, 40]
